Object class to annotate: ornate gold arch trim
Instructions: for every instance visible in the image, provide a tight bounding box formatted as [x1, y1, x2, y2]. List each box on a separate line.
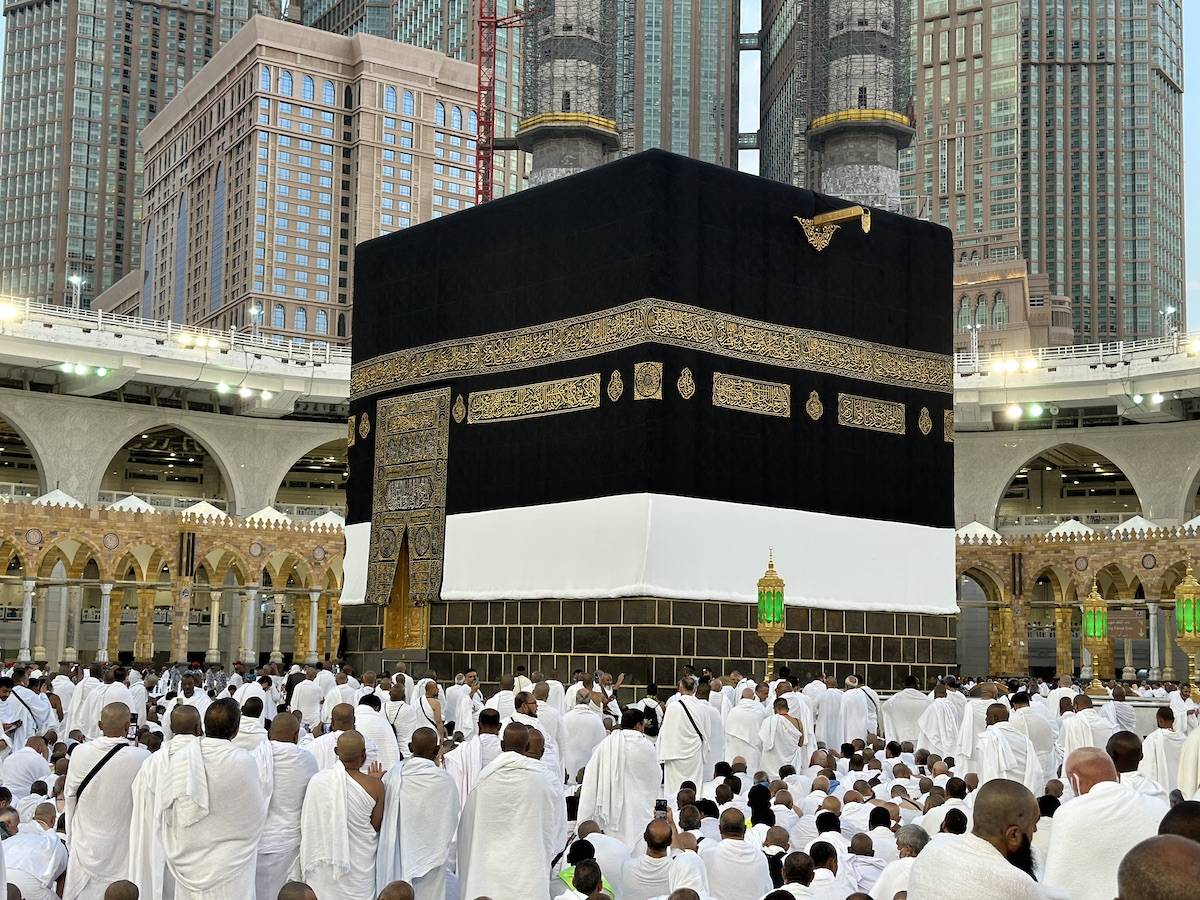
[350, 298, 953, 401]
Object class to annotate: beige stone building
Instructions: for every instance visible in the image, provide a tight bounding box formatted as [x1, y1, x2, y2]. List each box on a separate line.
[96, 15, 478, 346]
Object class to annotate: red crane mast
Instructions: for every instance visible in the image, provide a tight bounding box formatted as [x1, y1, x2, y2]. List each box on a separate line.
[476, 1, 530, 205]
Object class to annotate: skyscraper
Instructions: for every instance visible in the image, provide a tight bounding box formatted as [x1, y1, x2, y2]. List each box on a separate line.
[0, 0, 283, 309]
[615, 0, 740, 166]
[96, 16, 478, 346]
[907, 0, 1184, 343]
[392, 0, 526, 199]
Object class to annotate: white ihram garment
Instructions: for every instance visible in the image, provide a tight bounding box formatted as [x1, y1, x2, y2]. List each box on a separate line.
[658, 695, 709, 796]
[561, 704, 607, 784]
[254, 741, 319, 900]
[576, 728, 662, 849]
[63, 737, 150, 900]
[1011, 706, 1056, 785]
[724, 698, 766, 771]
[300, 766, 379, 900]
[701, 838, 773, 900]
[5, 822, 67, 900]
[880, 688, 929, 745]
[1139, 727, 1186, 794]
[376, 757, 459, 899]
[916, 697, 960, 757]
[909, 832, 1043, 900]
[759, 714, 804, 778]
[457, 751, 561, 900]
[129, 736, 267, 900]
[1055, 708, 1115, 763]
[975, 721, 1042, 794]
[814, 689, 843, 748]
[839, 688, 877, 744]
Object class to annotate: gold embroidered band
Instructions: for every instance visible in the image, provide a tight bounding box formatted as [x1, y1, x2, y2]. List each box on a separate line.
[351, 298, 952, 400]
[466, 373, 602, 424]
[837, 393, 906, 435]
[712, 373, 792, 417]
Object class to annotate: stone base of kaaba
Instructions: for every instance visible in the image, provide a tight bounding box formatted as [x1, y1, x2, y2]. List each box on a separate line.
[340, 597, 957, 690]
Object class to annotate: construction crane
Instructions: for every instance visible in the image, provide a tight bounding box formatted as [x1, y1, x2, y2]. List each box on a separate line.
[476, 1, 531, 205]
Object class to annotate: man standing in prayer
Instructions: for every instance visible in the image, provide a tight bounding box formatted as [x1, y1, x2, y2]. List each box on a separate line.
[255, 710, 319, 900]
[506, 691, 561, 783]
[4, 801, 66, 899]
[838, 676, 877, 746]
[457, 723, 562, 900]
[1140, 706, 1187, 794]
[561, 691, 607, 785]
[320, 673, 358, 726]
[725, 687, 766, 772]
[60, 667, 100, 738]
[289, 667, 324, 728]
[305, 702, 378, 771]
[355, 695, 401, 772]
[814, 677, 843, 749]
[908, 779, 1042, 899]
[1, 735, 51, 798]
[416, 680, 445, 741]
[1104, 684, 1137, 732]
[160, 673, 210, 740]
[759, 699, 805, 778]
[383, 679, 420, 759]
[485, 673, 518, 721]
[377, 728, 459, 899]
[916, 684, 961, 758]
[232, 697, 269, 751]
[700, 808, 773, 900]
[447, 668, 484, 739]
[534, 682, 566, 769]
[659, 675, 709, 797]
[975, 703, 1041, 794]
[126, 670, 149, 727]
[63, 702, 150, 900]
[1043, 747, 1166, 900]
[129, 699, 267, 899]
[1009, 691, 1055, 786]
[444, 708, 503, 809]
[1055, 693, 1116, 762]
[1169, 682, 1198, 735]
[576, 707, 660, 848]
[299, 730, 384, 900]
[1108, 730, 1168, 803]
[881, 675, 929, 746]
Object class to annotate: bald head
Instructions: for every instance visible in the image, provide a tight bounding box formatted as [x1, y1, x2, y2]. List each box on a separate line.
[645, 818, 673, 853]
[409, 727, 439, 760]
[33, 801, 56, 827]
[170, 704, 202, 738]
[1065, 746, 1119, 795]
[972, 778, 1039, 846]
[1074, 693, 1093, 712]
[269, 712, 301, 743]
[100, 702, 132, 739]
[103, 882, 139, 900]
[526, 728, 545, 760]
[335, 730, 367, 770]
[1158, 800, 1200, 843]
[377, 882, 416, 900]
[277, 883, 318, 900]
[501, 722, 529, 753]
[1117, 835, 1200, 900]
[986, 703, 1009, 726]
[330, 702, 355, 731]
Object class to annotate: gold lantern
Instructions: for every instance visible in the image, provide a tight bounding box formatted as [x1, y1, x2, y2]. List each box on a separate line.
[1174, 561, 1200, 688]
[1082, 576, 1111, 697]
[757, 552, 786, 680]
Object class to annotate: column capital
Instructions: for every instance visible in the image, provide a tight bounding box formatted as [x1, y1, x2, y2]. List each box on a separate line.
[244, 587, 259, 601]
[99, 582, 113, 595]
[308, 589, 322, 603]
[21, 579, 35, 592]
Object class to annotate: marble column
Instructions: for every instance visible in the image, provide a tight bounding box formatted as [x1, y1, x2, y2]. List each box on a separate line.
[106, 588, 123, 661]
[95, 583, 112, 663]
[1054, 606, 1075, 675]
[205, 588, 221, 664]
[54, 586, 70, 664]
[17, 580, 34, 663]
[133, 588, 156, 662]
[270, 596, 284, 664]
[1122, 637, 1135, 681]
[1163, 604, 1178, 682]
[170, 579, 193, 664]
[330, 599, 342, 661]
[33, 586, 49, 662]
[62, 585, 82, 662]
[242, 589, 259, 665]
[306, 590, 320, 664]
[1148, 602, 1162, 680]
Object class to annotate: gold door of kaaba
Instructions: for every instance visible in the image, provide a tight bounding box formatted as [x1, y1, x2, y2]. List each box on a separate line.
[368, 387, 450, 650]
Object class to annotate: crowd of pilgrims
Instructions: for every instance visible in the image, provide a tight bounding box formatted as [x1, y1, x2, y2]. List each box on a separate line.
[0, 661, 1198, 900]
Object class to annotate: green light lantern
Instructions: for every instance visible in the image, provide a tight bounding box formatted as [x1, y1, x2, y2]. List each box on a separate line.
[1174, 561, 1200, 688]
[1083, 576, 1111, 697]
[757, 552, 786, 679]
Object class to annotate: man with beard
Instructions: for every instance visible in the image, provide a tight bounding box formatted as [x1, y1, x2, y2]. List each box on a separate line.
[1043, 747, 1166, 900]
[907, 779, 1042, 899]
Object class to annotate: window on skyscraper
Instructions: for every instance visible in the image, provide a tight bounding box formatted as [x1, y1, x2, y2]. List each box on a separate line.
[324, 81, 335, 105]
[281, 71, 293, 96]
[303, 76, 315, 101]
[403, 91, 415, 116]
[385, 87, 397, 112]
[436, 103, 446, 125]
[261, 67, 272, 92]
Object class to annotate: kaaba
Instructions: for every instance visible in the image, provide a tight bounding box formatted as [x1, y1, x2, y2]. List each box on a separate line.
[341, 149, 957, 688]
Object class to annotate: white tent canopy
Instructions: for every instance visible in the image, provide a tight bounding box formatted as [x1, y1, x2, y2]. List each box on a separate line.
[182, 500, 230, 520]
[1109, 515, 1158, 536]
[1046, 518, 1094, 536]
[247, 505, 292, 524]
[106, 494, 157, 513]
[956, 521, 1002, 542]
[310, 510, 346, 527]
[32, 489, 83, 508]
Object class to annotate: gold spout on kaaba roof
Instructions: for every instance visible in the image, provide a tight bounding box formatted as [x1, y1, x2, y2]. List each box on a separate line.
[795, 205, 871, 252]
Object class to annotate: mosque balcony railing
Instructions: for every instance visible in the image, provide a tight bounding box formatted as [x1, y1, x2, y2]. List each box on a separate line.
[996, 511, 1137, 533]
[0, 481, 39, 501]
[274, 502, 346, 521]
[0, 296, 352, 368]
[954, 329, 1200, 377]
[96, 491, 229, 512]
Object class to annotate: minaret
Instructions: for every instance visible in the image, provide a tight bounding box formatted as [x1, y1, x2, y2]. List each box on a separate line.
[809, 0, 914, 208]
[516, 0, 618, 186]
